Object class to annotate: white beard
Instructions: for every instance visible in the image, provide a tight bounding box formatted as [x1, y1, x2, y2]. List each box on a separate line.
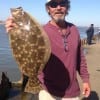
[51, 14, 65, 23]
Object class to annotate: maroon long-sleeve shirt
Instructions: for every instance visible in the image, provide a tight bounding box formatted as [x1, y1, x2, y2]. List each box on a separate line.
[38, 22, 89, 98]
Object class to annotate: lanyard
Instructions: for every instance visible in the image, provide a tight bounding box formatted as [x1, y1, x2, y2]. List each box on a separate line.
[62, 34, 69, 52]
[61, 25, 70, 52]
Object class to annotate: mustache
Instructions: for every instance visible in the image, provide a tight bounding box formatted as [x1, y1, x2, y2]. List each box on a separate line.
[55, 11, 64, 14]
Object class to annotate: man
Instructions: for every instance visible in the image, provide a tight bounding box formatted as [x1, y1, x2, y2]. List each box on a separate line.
[86, 24, 94, 45]
[5, 0, 91, 100]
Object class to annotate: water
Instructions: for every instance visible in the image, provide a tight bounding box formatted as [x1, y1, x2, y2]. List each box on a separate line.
[0, 24, 99, 81]
[0, 24, 20, 81]
[0, 25, 18, 67]
[77, 26, 99, 39]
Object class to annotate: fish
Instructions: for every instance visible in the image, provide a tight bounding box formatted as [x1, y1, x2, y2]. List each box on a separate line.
[8, 7, 51, 94]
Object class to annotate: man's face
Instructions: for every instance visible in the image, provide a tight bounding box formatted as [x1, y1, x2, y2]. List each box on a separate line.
[47, 0, 68, 23]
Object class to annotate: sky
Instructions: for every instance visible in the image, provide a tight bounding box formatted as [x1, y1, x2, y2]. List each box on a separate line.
[0, 0, 100, 27]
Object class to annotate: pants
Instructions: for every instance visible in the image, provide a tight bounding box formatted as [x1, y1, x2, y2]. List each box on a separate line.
[39, 90, 80, 100]
[87, 33, 93, 45]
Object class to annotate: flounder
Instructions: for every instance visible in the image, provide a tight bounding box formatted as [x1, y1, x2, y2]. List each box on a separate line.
[8, 7, 51, 94]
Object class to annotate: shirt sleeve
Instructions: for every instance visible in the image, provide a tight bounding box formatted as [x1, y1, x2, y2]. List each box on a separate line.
[77, 39, 90, 83]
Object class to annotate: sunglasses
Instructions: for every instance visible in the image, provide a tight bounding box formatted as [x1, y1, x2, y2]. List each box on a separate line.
[48, 1, 67, 8]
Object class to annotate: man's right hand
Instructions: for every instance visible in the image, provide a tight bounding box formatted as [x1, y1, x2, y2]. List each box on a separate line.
[5, 17, 16, 33]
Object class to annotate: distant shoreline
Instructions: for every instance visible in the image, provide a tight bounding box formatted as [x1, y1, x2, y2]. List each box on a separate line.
[0, 23, 5, 25]
[0, 21, 5, 24]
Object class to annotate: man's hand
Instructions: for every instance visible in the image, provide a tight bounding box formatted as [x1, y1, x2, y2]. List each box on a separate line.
[82, 82, 91, 97]
[5, 17, 16, 33]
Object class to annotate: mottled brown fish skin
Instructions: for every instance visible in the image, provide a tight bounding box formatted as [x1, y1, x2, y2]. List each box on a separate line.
[9, 7, 51, 94]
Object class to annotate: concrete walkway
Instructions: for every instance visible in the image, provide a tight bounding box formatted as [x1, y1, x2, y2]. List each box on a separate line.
[79, 42, 100, 100]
